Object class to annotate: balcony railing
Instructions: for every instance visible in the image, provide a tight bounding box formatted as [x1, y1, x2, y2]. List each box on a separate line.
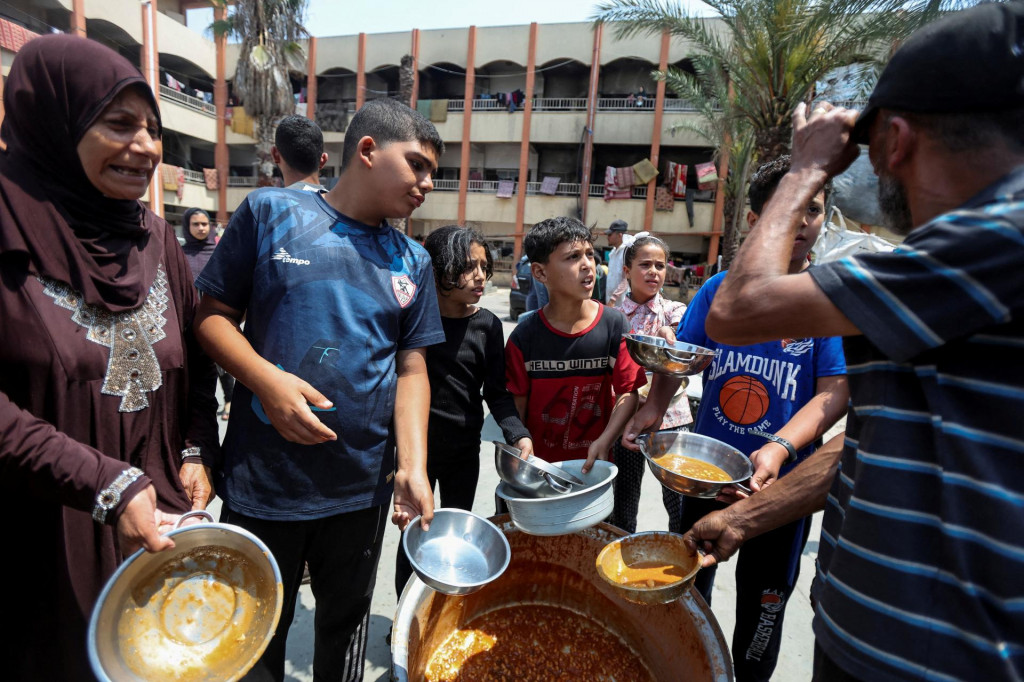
[160, 85, 216, 117]
[228, 176, 258, 187]
[444, 97, 699, 113]
[182, 169, 205, 184]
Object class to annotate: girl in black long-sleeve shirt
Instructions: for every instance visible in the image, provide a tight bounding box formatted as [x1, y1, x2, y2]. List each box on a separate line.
[394, 225, 533, 595]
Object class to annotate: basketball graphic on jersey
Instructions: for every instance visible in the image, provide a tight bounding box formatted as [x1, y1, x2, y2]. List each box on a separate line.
[719, 375, 770, 425]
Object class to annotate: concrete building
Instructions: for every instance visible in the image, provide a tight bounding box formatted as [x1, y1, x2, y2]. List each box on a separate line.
[3, 0, 742, 264]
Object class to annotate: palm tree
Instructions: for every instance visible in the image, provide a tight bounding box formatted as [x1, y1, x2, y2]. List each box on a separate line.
[593, 0, 957, 264]
[211, 0, 309, 185]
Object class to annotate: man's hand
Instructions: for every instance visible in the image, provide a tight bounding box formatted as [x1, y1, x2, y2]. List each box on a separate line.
[620, 402, 664, 451]
[116, 485, 177, 555]
[392, 467, 434, 532]
[683, 507, 748, 569]
[791, 101, 861, 179]
[179, 462, 214, 510]
[253, 368, 337, 445]
[514, 437, 535, 459]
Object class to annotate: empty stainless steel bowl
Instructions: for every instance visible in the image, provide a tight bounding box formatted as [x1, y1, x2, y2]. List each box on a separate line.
[625, 334, 715, 377]
[639, 431, 753, 498]
[402, 508, 511, 596]
[494, 441, 585, 497]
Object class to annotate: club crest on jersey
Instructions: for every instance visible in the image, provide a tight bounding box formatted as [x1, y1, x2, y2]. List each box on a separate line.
[392, 274, 416, 308]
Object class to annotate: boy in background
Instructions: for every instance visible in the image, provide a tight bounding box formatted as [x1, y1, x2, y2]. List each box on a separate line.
[506, 217, 646, 472]
[194, 99, 445, 682]
[623, 156, 847, 682]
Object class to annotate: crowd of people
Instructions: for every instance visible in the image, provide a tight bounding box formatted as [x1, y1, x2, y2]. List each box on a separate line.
[2, 2, 1022, 680]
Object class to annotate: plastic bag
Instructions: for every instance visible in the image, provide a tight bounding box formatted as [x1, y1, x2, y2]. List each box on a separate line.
[812, 207, 898, 264]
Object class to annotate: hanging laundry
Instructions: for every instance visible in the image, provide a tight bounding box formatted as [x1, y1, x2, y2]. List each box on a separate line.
[429, 99, 448, 123]
[616, 165, 636, 188]
[633, 158, 659, 185]
[603, 166, 630, 201]
[696, 161, 719, 190]
[539, 176, 560, 195]
[175, 167, 185, 201]
[416, 99, 432, 118]
[229, 107, 254, 137]
[667, 162, 687, 197]
[161, 164, 180, 192]
[654, 186, 674, 211]
[496, 180, 515, 198]
[203, 168, 219, 191]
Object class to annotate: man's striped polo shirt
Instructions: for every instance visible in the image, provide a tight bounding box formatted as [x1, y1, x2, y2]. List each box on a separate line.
[808, 167, 1024, 681]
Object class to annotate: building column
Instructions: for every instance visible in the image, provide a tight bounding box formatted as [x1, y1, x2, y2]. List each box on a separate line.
[457, 26, 476, 225]
[580, 23, 603, 225]
[305, 36, 317, 122]
[643, 29, 671, 232]
[214, 3, 228, 223]
[513, 22, 538, 261]
[410, 29, 420, 108]
[141, 1, 162, 217]
[708, 79, 733, 265]
[71, 0, 86, 37]
[356, 33, 366, 110]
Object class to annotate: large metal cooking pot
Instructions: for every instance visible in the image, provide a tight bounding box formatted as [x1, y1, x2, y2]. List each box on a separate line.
[392, 517, 733, 681]
[89, 512, 283, 682]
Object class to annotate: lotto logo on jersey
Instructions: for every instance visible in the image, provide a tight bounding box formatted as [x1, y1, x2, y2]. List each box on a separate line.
[392, 274, 416, 308]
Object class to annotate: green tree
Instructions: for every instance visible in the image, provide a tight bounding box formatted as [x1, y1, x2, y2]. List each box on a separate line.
[211, 0, 309, 185]
[593, 0, 955, 264]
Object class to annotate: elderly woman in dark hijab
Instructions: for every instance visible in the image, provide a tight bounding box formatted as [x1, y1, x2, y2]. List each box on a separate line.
[0, 35, 219, 679]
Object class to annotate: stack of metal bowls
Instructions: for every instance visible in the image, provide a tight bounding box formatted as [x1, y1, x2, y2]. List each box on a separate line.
[495, 459, 618, 536]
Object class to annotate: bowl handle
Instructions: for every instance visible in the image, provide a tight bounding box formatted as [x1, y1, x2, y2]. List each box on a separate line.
[636, 433, 651, 458]
[175, 509, 214, 529]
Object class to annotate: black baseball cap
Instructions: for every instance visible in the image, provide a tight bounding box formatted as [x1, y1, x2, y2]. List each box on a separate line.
[605, 219, 628, 234]
[853, 1, 1024, 144]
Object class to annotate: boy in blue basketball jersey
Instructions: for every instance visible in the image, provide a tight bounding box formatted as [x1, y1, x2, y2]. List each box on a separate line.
[624, 157, 847, 682]
[194, 100, 445, 681]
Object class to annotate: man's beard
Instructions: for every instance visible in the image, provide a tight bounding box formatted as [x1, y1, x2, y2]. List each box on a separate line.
[877, 171, 914, 235]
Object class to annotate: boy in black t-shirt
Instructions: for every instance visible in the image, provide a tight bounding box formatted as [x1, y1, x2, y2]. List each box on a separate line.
[506, 217, 646, 470]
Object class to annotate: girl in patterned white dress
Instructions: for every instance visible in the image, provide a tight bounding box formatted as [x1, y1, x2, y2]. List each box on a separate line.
[609, 235, 694, 533]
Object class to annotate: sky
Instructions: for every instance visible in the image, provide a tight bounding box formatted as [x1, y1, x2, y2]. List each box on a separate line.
[186, 0, 710, 39]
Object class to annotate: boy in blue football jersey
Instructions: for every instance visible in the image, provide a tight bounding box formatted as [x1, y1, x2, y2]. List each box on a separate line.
[194, 99, 445, 681]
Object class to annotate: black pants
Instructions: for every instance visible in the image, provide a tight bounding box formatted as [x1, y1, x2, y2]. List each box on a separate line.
[221, 504, 388, 682]
[217, 364, 235, 402]
[678, 496, 812, 682]
[608, 429, 688, 534]
[393, 444, 481, 596]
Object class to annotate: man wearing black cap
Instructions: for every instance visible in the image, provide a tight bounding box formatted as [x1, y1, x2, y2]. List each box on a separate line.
[604, 219, 632, 305]
[677, 3, 1024, 680]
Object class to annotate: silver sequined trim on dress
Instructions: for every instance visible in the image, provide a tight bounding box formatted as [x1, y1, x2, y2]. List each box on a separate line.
[39, 264, 169, 412]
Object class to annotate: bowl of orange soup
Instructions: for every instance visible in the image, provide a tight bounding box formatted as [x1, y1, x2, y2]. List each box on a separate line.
[596, 532, 702, 605]
[638, 431, 753, 498]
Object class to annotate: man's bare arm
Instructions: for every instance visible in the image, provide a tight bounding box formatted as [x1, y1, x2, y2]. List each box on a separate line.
[706, 104, 862, 345]
[684, 431, 844, 567]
